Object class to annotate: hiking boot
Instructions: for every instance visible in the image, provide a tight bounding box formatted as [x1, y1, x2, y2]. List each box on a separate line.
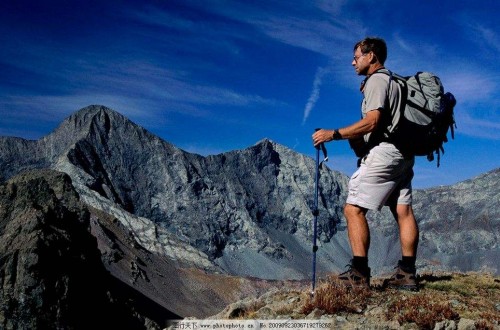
[335, 264, 371, 289]
[383, 261, 419, 291]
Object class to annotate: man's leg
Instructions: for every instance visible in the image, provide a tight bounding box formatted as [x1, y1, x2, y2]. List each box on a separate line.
[344, 203, 370, 257]
[390, 203, 419, 258]
[386, 203, 419, 291]
[337, 203, 371, 288]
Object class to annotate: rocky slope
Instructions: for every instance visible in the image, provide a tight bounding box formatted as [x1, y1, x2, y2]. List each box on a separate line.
[0, 169, 307, 327]
[0, 169, 169, 329]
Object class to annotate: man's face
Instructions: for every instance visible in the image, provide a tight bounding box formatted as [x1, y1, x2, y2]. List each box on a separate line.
[352, 46, 370, 76]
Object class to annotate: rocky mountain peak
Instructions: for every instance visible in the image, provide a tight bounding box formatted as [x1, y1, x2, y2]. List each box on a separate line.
[57, 104, 136, 134]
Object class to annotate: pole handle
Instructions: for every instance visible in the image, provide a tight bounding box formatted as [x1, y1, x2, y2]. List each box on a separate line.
[314, 128, 328, 164]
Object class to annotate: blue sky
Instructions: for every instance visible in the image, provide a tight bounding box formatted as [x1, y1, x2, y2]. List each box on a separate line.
[0, 0, 498, 188]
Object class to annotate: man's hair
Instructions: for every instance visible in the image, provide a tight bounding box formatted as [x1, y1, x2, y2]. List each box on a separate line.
[354, 37, 387, 65]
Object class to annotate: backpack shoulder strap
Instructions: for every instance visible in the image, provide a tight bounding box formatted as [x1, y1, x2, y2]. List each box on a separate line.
[361, 68, 390, 86]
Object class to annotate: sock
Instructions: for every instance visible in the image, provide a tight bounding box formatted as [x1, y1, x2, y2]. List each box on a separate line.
[352, 256, 370, 275]
[400, 256, 416, 272]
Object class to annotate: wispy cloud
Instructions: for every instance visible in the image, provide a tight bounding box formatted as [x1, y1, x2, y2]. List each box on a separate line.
[455, 13, 500, 55]
[302, 66, 331, 124]
[473, 24, 500, 52]
[175, 1, 366, 57]
[252, 15, 364, 57]
[455, 112, 500, 140]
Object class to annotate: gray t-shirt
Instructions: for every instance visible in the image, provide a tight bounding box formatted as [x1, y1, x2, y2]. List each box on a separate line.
[361, 69, 403, 144]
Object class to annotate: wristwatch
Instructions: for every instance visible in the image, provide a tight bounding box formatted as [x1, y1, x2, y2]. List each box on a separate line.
[332, 129, 342, 140]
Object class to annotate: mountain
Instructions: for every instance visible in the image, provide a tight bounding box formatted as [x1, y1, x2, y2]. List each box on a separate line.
[0, 105, 498, 323]
[1, 105, 350, 278]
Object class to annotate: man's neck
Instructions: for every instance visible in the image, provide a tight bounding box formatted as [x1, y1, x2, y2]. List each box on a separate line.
[367, 63, 385, 75]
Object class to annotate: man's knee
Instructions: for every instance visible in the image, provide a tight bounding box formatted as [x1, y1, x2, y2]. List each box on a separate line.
[396, 204, 415, 220]
[344, 204, 354, 219]
[344, 203, 366, 220]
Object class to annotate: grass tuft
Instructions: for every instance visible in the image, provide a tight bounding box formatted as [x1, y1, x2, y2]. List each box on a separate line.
[301, 275, 371, 315]
[386, 293, 459, 329]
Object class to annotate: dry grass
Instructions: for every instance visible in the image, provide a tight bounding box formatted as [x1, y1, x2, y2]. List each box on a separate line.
[214, 272, 499, 329]
[386, 293, 459, 329]
[229, 300, 267, 319]
[418, 272, 500, 328]
[298, 272, 499, 329]
[301, 275, 372, 315]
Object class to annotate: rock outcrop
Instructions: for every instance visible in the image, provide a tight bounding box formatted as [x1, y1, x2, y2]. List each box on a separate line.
[0, 169, 170, 329]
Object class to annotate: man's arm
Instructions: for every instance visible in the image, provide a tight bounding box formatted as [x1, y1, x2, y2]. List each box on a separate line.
[312, 109, 381, 147]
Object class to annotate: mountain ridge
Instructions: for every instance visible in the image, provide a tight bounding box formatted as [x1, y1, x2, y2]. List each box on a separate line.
[0, 105, 498, 277]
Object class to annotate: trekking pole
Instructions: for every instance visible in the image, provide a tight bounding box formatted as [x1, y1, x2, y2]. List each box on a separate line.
[311, 129, 328, 297]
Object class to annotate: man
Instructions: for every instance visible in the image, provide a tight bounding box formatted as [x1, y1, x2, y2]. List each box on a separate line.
[312, 37, 419, 291]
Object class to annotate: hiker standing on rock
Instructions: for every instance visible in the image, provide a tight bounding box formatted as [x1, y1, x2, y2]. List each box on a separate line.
[312, 37, 419, 291]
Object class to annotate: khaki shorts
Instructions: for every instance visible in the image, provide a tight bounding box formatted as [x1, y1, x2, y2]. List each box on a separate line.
[346, 142, 414, 211]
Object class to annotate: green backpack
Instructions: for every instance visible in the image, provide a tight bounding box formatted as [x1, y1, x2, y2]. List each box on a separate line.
[387, 71, 457, 167]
